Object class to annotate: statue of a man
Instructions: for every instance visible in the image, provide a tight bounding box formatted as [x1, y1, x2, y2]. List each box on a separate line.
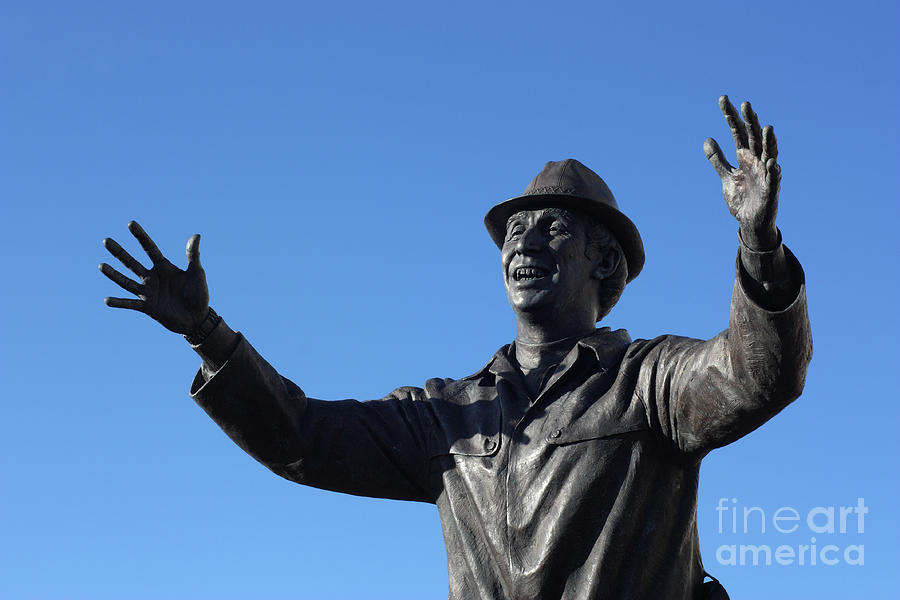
[101, 97, 812, 599]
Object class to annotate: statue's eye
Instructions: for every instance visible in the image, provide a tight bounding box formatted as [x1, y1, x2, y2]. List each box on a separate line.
[506, 225, 525, 240]
[549, 223, 566, 235]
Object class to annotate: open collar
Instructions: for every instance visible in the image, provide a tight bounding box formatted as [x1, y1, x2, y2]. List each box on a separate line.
[481, 327, 632, 395]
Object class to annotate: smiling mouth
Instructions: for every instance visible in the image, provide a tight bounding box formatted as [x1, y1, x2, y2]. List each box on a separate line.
[513, 266, 550, 281]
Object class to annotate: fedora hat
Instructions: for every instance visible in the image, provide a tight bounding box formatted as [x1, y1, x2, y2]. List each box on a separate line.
[484, 159, 644, 283]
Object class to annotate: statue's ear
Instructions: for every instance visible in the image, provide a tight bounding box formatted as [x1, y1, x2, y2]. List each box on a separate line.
[592, 247, 620, 281]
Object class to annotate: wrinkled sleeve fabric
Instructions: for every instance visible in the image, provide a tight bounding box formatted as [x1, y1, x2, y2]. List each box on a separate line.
[190, 337, 440, 503]
[632, 244, 812, 456]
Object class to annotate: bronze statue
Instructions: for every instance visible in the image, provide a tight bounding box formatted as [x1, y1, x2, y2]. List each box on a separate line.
[100, 96, 812, 599]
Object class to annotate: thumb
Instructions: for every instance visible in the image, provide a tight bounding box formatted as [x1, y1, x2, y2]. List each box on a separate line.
[703, 137, 733, 178]
[184, 233, 210, 309]
[186, 234, 202, 270]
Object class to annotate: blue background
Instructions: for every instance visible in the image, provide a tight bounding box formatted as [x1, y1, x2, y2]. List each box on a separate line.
[2, 1, 897, 598]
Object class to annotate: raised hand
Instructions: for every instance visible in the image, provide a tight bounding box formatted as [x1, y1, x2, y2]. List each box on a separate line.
[704, 95, 781, 250]
[100, 221, 209, 334]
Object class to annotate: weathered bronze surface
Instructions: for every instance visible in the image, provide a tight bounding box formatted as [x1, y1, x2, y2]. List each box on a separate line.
[101, 96, 811, 599]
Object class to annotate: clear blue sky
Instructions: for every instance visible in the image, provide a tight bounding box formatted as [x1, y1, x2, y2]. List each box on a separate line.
[2, 1, 898, 598]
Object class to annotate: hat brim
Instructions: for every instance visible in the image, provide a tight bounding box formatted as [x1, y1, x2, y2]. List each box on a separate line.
[484, 193, 644, 283]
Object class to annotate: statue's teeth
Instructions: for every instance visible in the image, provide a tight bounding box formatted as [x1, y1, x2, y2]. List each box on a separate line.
[515, 267, 547, 280]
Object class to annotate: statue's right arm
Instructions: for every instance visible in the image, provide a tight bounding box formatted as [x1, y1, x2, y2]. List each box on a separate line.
[188, 317, 439, 503]
[101, 223, 439, 504]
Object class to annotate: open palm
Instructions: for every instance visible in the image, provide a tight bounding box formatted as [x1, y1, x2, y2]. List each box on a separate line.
[704, 96, 781, 249]
[100, 221, 209, 334]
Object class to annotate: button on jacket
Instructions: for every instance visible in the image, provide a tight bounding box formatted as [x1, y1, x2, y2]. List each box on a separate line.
[190, 249, 811, 600]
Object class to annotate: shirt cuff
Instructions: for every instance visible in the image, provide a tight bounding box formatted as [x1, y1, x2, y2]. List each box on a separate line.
[738, 228, 788, 284]
[188, 314, 241, 377]
[736, 229, 804, 312]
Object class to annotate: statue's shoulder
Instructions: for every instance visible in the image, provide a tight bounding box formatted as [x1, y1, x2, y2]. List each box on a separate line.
[622, 333, 706, 360]
[421, 346, 505, 403]
[422, 374, 488, 405]
[382, 351, 500, 407]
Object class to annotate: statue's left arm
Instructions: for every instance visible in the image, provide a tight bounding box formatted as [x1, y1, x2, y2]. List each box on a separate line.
[633, 97, 812, 455]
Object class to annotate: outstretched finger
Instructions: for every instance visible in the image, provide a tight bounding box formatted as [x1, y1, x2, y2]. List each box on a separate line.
[186, 234, 201, 267]
[719, 95, 748, 150]
[761, 125, 778, 164]
[103, 237, 149, 277]
[704, 137, 733, 178]
[104, 296, 146, 312]
[765, 158, 781, 199]
[128, 221, 165, 265]
[99, 263, 143, 296]
[741, 101, 763, 158]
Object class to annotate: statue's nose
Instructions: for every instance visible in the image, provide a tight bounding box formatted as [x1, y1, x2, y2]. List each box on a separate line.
[515, 226, 544, 254]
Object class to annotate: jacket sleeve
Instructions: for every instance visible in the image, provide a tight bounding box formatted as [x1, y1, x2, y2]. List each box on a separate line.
[632, 244, 812, 456]
[189, 337, 440, 503]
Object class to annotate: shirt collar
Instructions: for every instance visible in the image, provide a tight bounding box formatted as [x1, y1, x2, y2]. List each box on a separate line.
[574, 327, 633, 369]
[483, 327, 633, 381]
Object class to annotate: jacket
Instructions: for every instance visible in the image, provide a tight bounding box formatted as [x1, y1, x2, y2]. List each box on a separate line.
[190, 247, 812, 599]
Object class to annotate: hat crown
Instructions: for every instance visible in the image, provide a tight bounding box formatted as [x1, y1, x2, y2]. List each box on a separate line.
[521, 159, 619, 211]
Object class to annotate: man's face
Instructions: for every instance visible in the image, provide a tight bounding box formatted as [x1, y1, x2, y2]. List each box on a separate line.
[501, 207, 598, 320]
